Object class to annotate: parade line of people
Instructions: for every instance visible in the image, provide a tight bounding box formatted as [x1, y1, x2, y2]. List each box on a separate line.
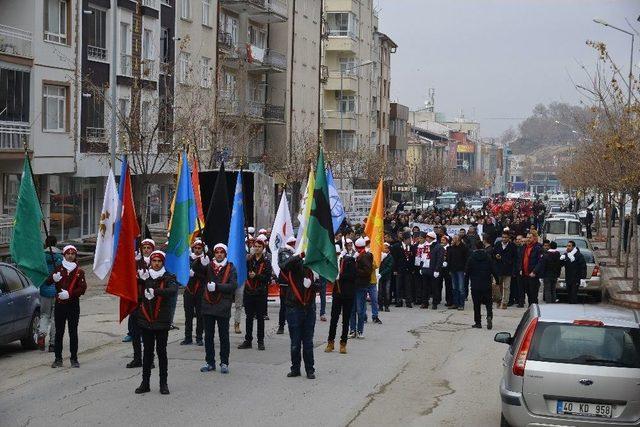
[37, 197, 587, 395]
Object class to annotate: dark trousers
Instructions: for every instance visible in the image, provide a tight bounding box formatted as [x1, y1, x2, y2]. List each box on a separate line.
[54, 301, 79, 360]
[586, 224, 592, 239]
[510, 275, 525, 305]
[278, 286, 287, 328]
[396, 271, 412, 304]
[328, 295, 353, 343]
[130, 310, 142, 361]
[390, 274, 397, 303]
[567, 280, 579, 304]
[127, 314, 134, 336]
[543, 278, 557, 303]
[286, 304, 316, 374]
[415, 272, 428, 304]
[141, 328, 168, 385]
[431, 276, 443, 305]
[244, 294, 266, 343]
[203, 314, 230, 366]
[471, 288, 493, 325]
[524, 276, 540, 306]
[443, 272, 453, 305]
[184, 291, 203, 342]
[411, 271, 420, 303]
[378, 277, 391, 309]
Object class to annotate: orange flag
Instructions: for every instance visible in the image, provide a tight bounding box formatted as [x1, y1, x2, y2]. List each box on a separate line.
[191, 153, 205, 231]
[365, 179, 384, 268]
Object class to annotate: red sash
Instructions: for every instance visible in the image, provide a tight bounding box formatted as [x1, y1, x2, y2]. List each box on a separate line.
[284, 271, 314, 306]
[141, 279, 165, 324]
[204, 264, 231, 304]
[245, 262, 266, 290]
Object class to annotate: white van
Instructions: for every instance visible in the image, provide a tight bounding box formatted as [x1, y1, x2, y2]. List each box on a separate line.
[543, 218, 582, 241]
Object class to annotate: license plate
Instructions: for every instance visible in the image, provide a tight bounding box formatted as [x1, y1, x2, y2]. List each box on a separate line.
[556, 400, 612, 418]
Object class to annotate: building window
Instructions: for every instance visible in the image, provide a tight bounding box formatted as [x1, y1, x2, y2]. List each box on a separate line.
[142, 29, 155, 78]
[2, 173, 20, 215]
[200, 57, 211, 88]
[326, 12, 357, 38]
[199, 126, 209, 149]
[220, 13, 239, 47]
[181, 0, 191, 20]
[178, 52, 191, 84]
[86, 89, 105, 136]
[44, 0, 68, 44]
[202, 0, 210, 26]
[160, 27, 170, 65]
[338, 95, 355, 113]
[87, 7, 107, 61]
[43, 84, 67, 132]
[0, 68, 30, 123]
[248, 25, 266, 49]
[338, 132, 356, 151]
[339, 57, 357, 75]
[119, 22, 132, 75]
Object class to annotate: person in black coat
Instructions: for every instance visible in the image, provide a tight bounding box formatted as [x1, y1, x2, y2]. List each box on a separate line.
[390, 231, 415, 308]
[181, 239, 209, 346]
[560, 241, 588, 304]
[447, 235, 469, 310]
[421, 231, 444, 309]
[521, 233, 544, 307]
[493, 231, 517, 309]
[326, 245, 357, 354]
[539, 241, 562, 303]
[585, 208, 594, 239]
[466, 241, 498, 329]
[135, 250, 178, 395]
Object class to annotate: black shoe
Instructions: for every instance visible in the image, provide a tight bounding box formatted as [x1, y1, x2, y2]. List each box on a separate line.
[472, 324, 482, 329]
[507, 302, 515, 307]
[487, 318, 493, 330]
[160, 384, 170, 395]
[264, 315, 270, 320]
[70, 359, 80, 368]
[126, 359, 142, 368]
[373, 317, 382, 324]
[517, 304, 524, 308]
[48, 345, 55, 353]
[287, 371, 301, 378]
[151, 362, 156, 369]
[135, 382, 150, 394]
[306, 372, 316, 379]
[431, 304, 438, 310]
[196, 339, 204, 346]
[51, 358, 63, 368]
[180, 339, 193, 346]
[258, 342, 265, 351]
[395, 303, 403, 308]
[238, 341, 252, 349]
[170, 324, 179, 330]
[448, 305, 458, 310]
[384, 307, 390, 312]
[406, 303, 413, 308]
[276, 327, 285, 335]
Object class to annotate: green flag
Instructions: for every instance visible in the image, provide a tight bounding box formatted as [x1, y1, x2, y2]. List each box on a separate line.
[10, 159, 48, 287]
[304, 150, 338, 281]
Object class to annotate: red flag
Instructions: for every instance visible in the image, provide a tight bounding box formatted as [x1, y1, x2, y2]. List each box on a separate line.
[191, 153, 205, 231]
[106, 166, 140, 322]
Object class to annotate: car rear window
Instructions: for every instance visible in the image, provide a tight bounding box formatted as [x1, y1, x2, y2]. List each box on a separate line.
[568, 222, 581, 235]
[555, 239, 588, 249]
[528, 322, 640, 368]
[546, 221, 566, 234]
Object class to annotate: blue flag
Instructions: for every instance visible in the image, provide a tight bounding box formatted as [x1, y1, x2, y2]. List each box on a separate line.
[113, 156, 128, 253]
[165, 152, 198, 286]
[227, 172, 247, 288]
[326, 167, 345, 233]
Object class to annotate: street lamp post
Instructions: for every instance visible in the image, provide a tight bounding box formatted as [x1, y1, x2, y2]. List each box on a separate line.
[339, 60, 373, 150]
[593, 18, 635, 107]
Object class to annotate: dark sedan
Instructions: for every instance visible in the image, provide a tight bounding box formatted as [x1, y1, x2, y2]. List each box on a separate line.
[0, 262, 41, 349]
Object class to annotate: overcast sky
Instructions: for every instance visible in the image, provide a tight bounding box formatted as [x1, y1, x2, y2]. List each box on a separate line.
[376, 0, 638, 137]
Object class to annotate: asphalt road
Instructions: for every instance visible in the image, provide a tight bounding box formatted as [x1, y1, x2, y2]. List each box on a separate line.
[0, 287, 524, 427]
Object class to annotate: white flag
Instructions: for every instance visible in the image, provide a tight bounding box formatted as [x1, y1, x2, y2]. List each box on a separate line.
[269, 192, 294, 276]
[93, 169, 119, 279]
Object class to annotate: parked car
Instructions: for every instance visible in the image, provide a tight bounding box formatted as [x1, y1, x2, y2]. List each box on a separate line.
[495, 304, 640, 427]
[543, 218, 582, 241]
[0, 263, 41, 349]
[554, 248, 602, 302]
[548, 212, 580, 221]
[553, 236, 594, 252]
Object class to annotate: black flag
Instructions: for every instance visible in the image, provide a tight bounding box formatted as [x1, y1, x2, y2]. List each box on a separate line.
[203, 162, 231, 249]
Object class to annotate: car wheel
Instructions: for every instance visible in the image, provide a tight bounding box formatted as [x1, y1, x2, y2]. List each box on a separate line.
[500, 413, 511, 427]
[20, 310, 40, 350]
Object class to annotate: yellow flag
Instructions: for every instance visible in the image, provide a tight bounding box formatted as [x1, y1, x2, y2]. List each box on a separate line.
[295, 168, 316, 254]
[365, 179, 384, 267]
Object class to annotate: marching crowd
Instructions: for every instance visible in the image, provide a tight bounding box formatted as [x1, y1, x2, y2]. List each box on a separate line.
[33, 197, 588, 395]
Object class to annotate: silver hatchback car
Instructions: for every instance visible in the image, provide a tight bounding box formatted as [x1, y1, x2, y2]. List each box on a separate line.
[495, 304, 640, 426]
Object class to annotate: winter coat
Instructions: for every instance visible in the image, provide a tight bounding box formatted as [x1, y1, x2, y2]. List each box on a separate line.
[280, 254, 317, 309]
[201, 262, 238, 318]
[493, 240, 517, 277]
[539, 250, 562, 280]
[446, 243, 469, 272]
[45, 265, 87, 304]
[136, 271, 178, 330]
[421, 242, 444, 278]
[390, 242, 414, 273]
[563, 249, 588, 285]
[244, 254, 272, 296]
[186, 255, 209, 299]
[378, 253, 394, 281]
[355, 252, 374, 287]
[465, 249, 498, 291]
[521, 243, 543, 276]
[335, 255, 357, 298]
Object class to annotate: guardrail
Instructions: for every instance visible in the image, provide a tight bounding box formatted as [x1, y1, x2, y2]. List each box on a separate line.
[0, 218, 13, 246]
[0, 24, 33, 58]
[263, 49, 286, 69]
[0, 121, 29, 149]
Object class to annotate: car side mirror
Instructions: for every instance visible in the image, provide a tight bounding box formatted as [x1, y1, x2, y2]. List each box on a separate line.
[494, 332, 513, 345]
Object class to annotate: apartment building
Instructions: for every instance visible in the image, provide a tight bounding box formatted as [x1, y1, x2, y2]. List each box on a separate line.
[373, 31, 395, 160]
[216, 0, 288, 168]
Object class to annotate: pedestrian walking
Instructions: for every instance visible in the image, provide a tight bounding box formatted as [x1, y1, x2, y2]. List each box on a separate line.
[238, 236, 272, 350]
[447, 235, 468, 310]
[540, 241, 561, 303]
[326, 245, 356, 354]
[561, 241, 587, 304]
[466, 241, 498, 330]
[134, 250, 178, 395]
[200, 243, 238, 374]
[349, 238, 374, 338]
[521, 233, 543, 306]
[49, 245, 87, 369]
[585, 208, 594, 239]
[181, 239, 209, 346]
[493, 231, 517, 309]
[38, 235, 63, 352]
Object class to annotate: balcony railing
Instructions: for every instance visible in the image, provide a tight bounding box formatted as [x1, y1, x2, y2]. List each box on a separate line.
[0, 216, 13, 246]
[142, 0, 158, 8]
[0, 24, 33, 58]
[218, 91, 240, 114]
[264, 104, 285, 122]
[327, 29, 357, 38]
[246, 100, 264, 118]
[0, 121, 29, 149]
[218, 30, 236, 52]
[142, 58, 157, 79]
[265, 0, 288, 17]
[86, 126, 106, 141]
[120, 53, 132, 76]
[263, 49, 286, 69]
[320, 65, 329, 83]
[87, 45, 107, 61]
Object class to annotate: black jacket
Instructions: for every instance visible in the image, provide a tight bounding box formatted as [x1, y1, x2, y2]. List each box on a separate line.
[465, 249, 498, 291]
[421, 241, 444, 278]
[201, 262, 238, 318]
[355, 252, 374, 287]
[540, 250, 562, 280]
[136, 271, 179, 330]
[563, 249, 588, 284]
[186, 255, 209, 299]
[446, 243, 469, 272]
[493, 240, 517, 277]
[245, 254, 272, 296]
[280, 254, 317, 309]
[390, 242, 414, 273]
[335, 255, 357, 297]
[522, 243, 543, 276]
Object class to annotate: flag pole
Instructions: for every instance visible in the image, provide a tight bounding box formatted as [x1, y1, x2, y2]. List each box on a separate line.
[22, 140, 54, 263]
